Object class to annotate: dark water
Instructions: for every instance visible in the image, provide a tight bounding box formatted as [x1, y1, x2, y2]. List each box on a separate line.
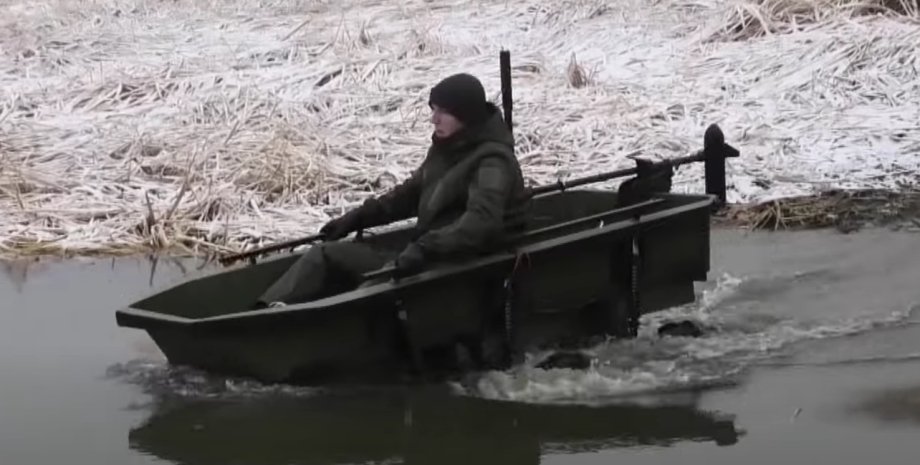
[2, 228, 920, 465]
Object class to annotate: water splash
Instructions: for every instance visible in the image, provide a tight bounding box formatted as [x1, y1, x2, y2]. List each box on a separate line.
[458, 273, 914, 403]
[105, 359, 320, 400]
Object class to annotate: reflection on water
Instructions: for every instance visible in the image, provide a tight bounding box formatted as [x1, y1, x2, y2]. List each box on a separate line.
[128, 387, 741, 465]
[0, 258, 46, 294]
[0, 254, 211, 295]
[853, 385, 920, 425]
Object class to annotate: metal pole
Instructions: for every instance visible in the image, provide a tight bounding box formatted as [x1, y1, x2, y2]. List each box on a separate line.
[500, 50, 513, 134]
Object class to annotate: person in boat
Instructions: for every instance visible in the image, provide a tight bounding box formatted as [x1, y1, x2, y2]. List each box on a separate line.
[252, 73, 529, 309]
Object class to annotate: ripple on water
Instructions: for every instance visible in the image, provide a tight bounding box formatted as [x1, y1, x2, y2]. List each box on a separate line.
[458, 273, 914, 404]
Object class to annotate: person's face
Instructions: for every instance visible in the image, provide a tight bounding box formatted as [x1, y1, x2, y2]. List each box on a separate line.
[430, 104, 464, 139]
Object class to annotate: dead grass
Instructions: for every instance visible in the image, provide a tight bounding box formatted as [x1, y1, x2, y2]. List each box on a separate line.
[1, 0, 919, 258]
[566, 54, 593, 88]
[718, 188, 920, 232]
[707, 0, 920, 41]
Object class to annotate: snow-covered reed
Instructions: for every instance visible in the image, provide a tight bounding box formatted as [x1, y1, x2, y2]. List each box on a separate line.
[1, 0, 918, 257]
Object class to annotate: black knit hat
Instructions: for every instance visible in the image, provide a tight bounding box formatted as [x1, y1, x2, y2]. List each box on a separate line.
[428, 73, 489, 126]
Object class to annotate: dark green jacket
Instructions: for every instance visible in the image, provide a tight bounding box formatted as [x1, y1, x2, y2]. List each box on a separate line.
[355, 103, 529, 258]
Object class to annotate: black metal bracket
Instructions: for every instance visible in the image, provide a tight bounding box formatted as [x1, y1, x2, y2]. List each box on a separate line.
[621, 124, 739, 212]
[702, 124, 740, 209]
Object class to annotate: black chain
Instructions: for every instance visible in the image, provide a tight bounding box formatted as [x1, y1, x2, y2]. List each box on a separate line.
[629, 235, 641, 337]
[503, 276, 514, 350]
[502, 253, 529, 365]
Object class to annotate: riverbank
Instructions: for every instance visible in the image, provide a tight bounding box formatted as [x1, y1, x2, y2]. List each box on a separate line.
[2, 189, 918, 261]
[715, 188, 920, 232]
[2, 0, 918, 258]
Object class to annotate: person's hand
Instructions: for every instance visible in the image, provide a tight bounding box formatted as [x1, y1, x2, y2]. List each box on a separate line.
[392, 242, 426, 278]
[319, 209, 363, 241]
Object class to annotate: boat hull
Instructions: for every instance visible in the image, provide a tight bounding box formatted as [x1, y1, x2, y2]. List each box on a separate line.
[117, 191, 714, 384]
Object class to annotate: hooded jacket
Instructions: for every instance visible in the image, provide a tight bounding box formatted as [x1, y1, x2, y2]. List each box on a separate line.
[354, 103, 529, 258]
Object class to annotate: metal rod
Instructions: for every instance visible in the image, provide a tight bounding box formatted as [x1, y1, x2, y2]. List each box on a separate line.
[500, 49, 513, 134]
[528, 151, 705, 197]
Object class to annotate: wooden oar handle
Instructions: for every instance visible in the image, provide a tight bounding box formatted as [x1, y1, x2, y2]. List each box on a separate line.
[218, 232, 326, 265]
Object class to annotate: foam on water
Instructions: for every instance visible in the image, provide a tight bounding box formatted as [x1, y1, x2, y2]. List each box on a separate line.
[105, 360, 321, 400]
[457, 273, 914, 404]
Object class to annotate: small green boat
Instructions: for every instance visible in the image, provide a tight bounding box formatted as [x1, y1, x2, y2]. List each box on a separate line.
[116, 51, 740, 385]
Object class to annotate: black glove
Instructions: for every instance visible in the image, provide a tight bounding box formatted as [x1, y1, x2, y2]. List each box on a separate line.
[320, 209, 364, 241]
[392, 242, 427, 278]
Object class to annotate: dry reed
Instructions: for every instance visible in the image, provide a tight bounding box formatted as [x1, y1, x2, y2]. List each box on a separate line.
[1, 0, 919, 258]
[705, 0, 920, 41]
[719, 188, 920, 231]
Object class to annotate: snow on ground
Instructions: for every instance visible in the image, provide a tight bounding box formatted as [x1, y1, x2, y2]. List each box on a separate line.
[0, 0, 918, 254]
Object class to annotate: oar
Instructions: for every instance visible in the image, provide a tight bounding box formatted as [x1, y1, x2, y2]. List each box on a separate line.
[218, 232, 326, 265]
[216, 154, 657, 268]
[219, 124, 737, 267]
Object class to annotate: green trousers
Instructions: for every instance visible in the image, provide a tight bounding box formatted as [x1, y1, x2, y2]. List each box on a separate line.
[257, 241, 398, 305]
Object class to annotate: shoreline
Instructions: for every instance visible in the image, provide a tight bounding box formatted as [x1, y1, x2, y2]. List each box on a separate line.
[2, 187, 918, 261]
[713, 187, 920, 232]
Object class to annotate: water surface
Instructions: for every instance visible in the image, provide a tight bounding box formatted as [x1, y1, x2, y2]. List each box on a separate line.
[2, 228, 920, 464]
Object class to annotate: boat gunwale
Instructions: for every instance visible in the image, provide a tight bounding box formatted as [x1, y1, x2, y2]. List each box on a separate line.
[115, 192, 716, 330]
